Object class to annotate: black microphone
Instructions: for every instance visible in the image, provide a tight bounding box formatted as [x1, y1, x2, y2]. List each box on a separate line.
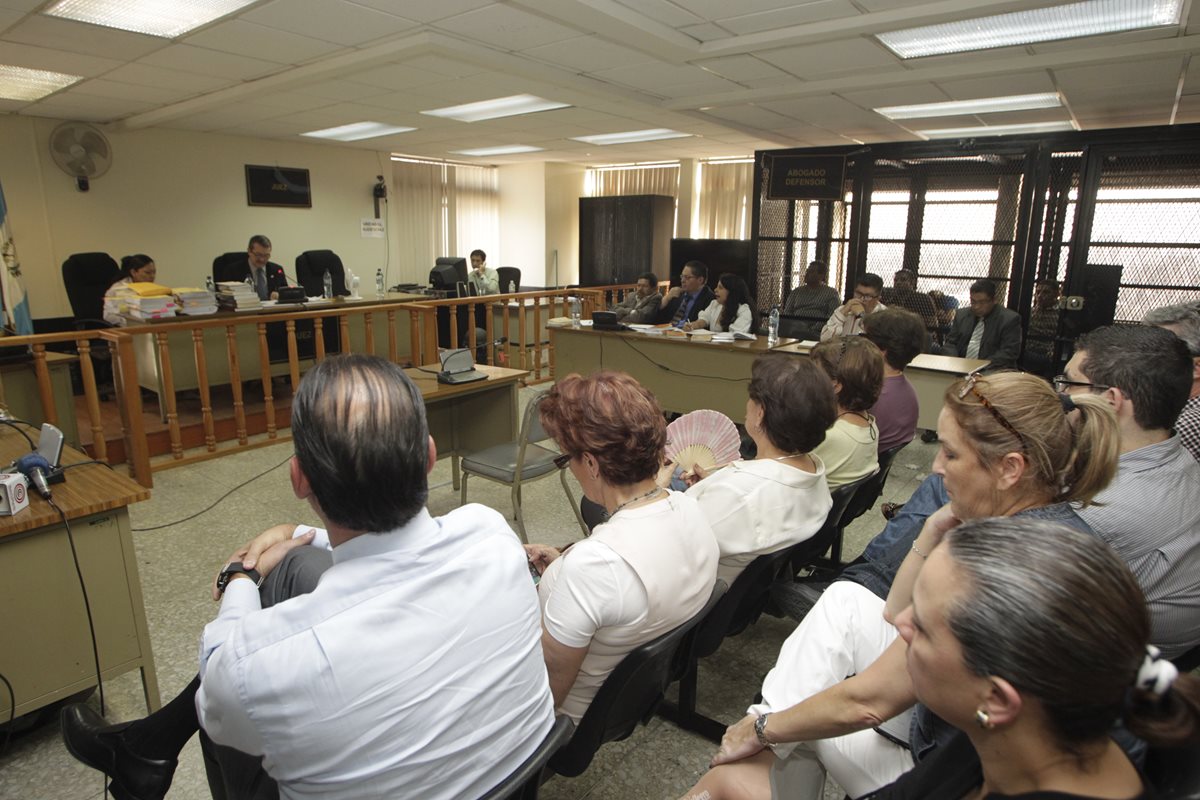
[16, 453, 52, 499]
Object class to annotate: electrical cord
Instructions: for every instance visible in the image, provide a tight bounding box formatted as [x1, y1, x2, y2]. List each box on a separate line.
[131, 455, 291, 532]
[59, 460, 114, 473]
[615, 336, 752, 383]
[49, 497, 105, 718]
[0, 420, 35, 450]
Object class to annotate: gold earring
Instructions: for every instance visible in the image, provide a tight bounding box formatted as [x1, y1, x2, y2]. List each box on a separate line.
[974, 709, 991, 729]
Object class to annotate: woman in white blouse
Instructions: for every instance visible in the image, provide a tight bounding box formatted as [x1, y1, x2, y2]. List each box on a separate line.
[686, 273, 754, 334]
[102, 254, 157, 326]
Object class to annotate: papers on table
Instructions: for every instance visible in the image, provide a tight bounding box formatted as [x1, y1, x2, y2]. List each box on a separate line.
[215, 281, 261, 311]
[108, 281, 178, 320]
[174, 287, 218, 316]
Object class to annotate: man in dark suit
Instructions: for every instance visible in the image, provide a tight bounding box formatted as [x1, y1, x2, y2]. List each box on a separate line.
[225, 235, 287, 301]
[656, 260, 715, 326]
[940, 278, 1022, 369]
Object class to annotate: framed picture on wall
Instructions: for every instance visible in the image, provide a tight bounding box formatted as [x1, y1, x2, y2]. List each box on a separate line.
[245, 165, 312, 208]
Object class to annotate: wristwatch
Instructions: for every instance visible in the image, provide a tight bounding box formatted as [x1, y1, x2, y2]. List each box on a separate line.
[216, 561, 264, 595]
[754, 713, 776, 751]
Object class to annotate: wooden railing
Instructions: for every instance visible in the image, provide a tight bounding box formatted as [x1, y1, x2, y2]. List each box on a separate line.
[1, 284, 651, 488]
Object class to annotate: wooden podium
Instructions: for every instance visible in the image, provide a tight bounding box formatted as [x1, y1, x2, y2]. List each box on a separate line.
[0, 428, 158, 717]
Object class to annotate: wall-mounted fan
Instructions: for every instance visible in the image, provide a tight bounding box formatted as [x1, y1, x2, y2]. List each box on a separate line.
[49, 122, 112, 192]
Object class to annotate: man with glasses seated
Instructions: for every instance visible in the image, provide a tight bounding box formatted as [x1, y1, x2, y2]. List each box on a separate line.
[820, 272, 887, 341]
[1059, 324, 1200, 659]
[656, 260, 715, 326]
[938, 278, 1022, 369]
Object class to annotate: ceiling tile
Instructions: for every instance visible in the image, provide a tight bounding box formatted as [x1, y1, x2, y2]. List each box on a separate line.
[284, 79, 387, 102]
[693, 54, 791, 83]
[344, 62, 450, 90]
[25, 91, 156, 119]
[0, 40, 122, 76]
[591, 61, 733, 93]
[248, 90, 339, 113]
[183, 20, 343, 66]
[1185, 57, 1200, 95]
[671, 0, 812, 20]
[70, 78, 195, 105]
[700, 104, 802, 130]
[399, 54, 487, 79]
[2, 14, 165, 60]
[758, 37, 899, 78]
[1052, 57, 1185, 93]
[0, 7, 25, 31]
[0, 0, 44, 10]
[433, 5, 582, 51]
[138, 44, 284, 80]
[935, 72, 1057, 100]
[102, 62, 231, 93]
[679, 23, 734, 42]
[839, 83, 950, 110]
[242, 0, 418, 47]
[350, 0, 491, 24]
[611, 0, 703, 28]
[521, 36, 658, 73]
[718, 0, 859, 36]
[0, 97, 28, 112]
[1028, 27, 1177, 54]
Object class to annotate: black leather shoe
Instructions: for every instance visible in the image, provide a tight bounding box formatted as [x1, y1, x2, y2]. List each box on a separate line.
[60, 703, 176, 800]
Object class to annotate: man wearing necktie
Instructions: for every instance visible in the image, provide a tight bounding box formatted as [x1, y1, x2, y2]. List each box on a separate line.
[940, 278, 1023, 370]
[657, 261, 715, 326]
[245, 235, 286, 301]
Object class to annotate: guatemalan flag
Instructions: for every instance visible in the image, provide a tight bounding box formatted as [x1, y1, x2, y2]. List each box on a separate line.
[0, 181, 33, 335]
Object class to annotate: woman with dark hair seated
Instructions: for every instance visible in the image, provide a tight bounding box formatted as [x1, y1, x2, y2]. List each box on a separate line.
[868, 516, 1200, 799]
[103, 254, 157, 326]
[524, 371, 719, 723]
[684, 356, 838, 586]
[810, 336, 884, 487]
[682, 371, 1120, 800]
[685, 273, 754, 334]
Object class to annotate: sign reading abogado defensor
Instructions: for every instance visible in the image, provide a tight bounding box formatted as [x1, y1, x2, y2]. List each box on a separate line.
[765, 155, 847, 201]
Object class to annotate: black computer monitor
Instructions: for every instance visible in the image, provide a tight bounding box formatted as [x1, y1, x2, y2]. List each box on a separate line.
[431, 256, 468, 289]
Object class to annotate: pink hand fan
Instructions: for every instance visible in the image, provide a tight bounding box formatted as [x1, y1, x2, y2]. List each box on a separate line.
[665, 409, 742, 472]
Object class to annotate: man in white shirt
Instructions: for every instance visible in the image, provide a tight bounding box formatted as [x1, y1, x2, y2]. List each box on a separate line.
[468, 248, 500, 295]
[820, 272, 887, 340]
[62, 355, 554, 800]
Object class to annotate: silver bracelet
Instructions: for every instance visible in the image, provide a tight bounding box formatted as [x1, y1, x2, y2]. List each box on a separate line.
[911, 541, 929, 559]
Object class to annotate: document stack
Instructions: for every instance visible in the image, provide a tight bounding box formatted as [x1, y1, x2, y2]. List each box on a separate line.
[174, 287, 219, 316]
[215, 281, 261, 311]
[108, 281, 178, 321]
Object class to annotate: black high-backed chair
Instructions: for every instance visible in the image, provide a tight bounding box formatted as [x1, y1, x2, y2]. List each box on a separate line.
[478, 716, 574, 800]
[827, 443, 907, 565]
[658, 547, 799, 741]
[295, 250, 348, 297]
[212, 251, 249, 285]
[789, 472, 874, 577]
[62, 252, 120, 329]
[497, 266, 521, 294]
[548, 582, 725, 778]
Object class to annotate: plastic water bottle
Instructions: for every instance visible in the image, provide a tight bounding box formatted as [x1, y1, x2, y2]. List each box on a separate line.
[768, 305, 780, 346]
[507, 280, 517, 295]
[322, 269, 333, 299]
[376, 269, 386, 299]
[204, 275, 215, 293]
[570, 296, 581, 328]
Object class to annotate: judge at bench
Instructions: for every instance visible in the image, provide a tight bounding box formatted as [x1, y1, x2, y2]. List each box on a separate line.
[225, 234, 287, 301]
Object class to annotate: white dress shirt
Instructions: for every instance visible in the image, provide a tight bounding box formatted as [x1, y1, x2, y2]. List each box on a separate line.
[196, 505, 554, 800]
[696, 300, 753, 334]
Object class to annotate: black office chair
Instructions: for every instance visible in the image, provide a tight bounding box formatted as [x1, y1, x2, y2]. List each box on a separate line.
[827, 444, 907, 566]
[658, 548, 797, 741]
[497, 266, 521, 294]
[478, 715, 574, 800]
[787, 473, 874, 577]
[579, 497, 606, 532]
[212, 251, 249, 285]
[295, 250, 348, 297]
[61, 252, 119, 329]
[548, 582, 726, 778]
[1146, 743, 1200, 799]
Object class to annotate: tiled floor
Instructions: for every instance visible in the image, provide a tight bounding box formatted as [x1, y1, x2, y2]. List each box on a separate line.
[0, 388, 939, 800]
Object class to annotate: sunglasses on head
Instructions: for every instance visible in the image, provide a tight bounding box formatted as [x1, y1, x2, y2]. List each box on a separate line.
[957, 368, 1027, 452]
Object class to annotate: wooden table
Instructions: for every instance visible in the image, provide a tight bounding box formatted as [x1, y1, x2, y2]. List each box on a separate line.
[550, 327, 795, 422]
[0, 429, 158, 718]
[552, 328, 987, 430]
[406, 363, 529, 487]
[770, 341, 988, 430]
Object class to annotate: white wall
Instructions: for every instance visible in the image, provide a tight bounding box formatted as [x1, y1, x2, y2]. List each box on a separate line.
[498, 162, 546, 287]
[545, 162, 584, 287]
[0, 115, 415, 320]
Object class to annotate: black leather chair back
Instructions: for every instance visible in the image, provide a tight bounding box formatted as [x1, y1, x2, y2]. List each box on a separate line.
[478, 716, 574, 800]
[549, 582, 725, 777]
[833, 444, 908, 561]
[692, 549, 794, 664]
[212, 251, 248, 285]
[788, 472, 875, 576]
[497, 266, 521, 293]
[61, 252, 119, 327]
[1146, 743, 1200, 799]
[295, 250, 347, 297]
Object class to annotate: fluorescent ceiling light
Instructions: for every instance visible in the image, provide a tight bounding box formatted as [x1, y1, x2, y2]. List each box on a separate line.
[0, 64, 82, 101]
[876, 0, 1182, 58]
[918, 121, 1076, 138]
[421, 94, 569, 123]
[876, 93, 1062, 120]
[44, 0, 258, 38]
[572, 129, 692, 146]
[452, 144, 544, 156]
[301, 122, 416, 141]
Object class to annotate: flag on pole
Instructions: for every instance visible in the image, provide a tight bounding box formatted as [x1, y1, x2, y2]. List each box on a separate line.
[0, 181, 34, 335]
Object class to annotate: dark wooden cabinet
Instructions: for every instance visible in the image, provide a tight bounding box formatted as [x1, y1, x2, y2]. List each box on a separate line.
[579, 195, 674, 286]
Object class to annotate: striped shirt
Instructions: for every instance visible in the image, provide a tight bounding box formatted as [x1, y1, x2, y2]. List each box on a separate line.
[1076, 435, 1200, 659]
[1174, 394, 1200, 463]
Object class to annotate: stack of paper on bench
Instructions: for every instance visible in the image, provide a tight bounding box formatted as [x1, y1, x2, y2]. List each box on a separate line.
[173, 287, 218, 316]
[215, 281, 261, 311]
[106, 281, 178, 320]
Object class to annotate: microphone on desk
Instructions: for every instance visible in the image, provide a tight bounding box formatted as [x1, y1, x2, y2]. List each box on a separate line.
[16, 453, 53, 499]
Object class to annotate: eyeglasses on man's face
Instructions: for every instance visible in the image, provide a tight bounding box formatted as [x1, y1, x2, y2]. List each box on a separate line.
[854, 290, 880, 301]
[1052, 375, 1112, 393]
